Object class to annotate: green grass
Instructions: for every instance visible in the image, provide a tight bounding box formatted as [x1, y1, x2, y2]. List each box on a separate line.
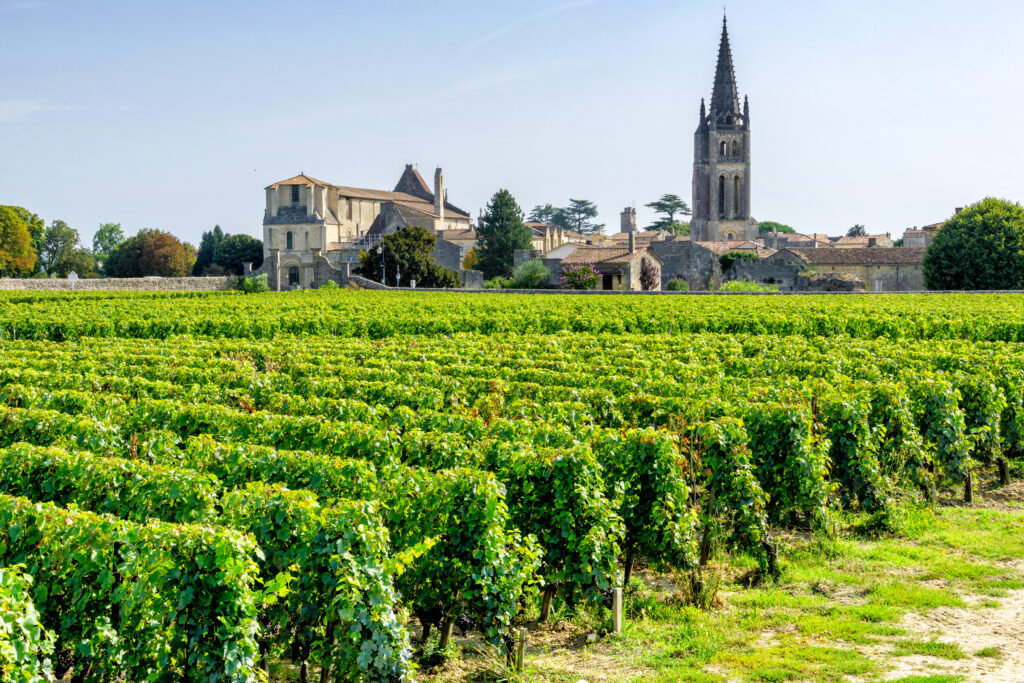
[498, 504, 1024, 683]
[974, 646, 1002, 658]
[888, 676, 964, 683]
[891, 639, 965, 659]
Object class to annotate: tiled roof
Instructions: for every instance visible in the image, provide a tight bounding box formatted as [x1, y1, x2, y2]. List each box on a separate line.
[780, 247, 926, 266]
[560, 245, 661, 267]
[265, 174, 333, 190]
[266, 171, 471, 219]
[441, 229, 477, 241]
[703, 240, 776, 257]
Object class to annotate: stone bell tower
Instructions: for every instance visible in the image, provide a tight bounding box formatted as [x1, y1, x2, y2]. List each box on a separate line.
[691, 15, 756, 242]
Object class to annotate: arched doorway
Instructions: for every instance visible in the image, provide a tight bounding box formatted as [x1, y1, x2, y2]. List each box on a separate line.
[288, 266, 300, 287]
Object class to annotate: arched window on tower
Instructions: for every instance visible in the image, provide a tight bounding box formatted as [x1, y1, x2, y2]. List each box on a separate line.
[734, 176, 742, 216]
[286, 231, 294, 251]
[720, 141, 728, 157]
[732, 140, 739, 156]
[718, 175, 726, 217]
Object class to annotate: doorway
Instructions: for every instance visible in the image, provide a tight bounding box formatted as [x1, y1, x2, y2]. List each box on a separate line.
[602, 273, 614, 290]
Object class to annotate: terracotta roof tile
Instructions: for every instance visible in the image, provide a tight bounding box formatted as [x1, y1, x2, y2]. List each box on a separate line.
[560, 245, 661, 267]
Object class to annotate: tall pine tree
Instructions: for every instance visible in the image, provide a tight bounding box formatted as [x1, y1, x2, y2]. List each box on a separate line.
[193, 225, 225, 275]
[476, 189, 532, 280]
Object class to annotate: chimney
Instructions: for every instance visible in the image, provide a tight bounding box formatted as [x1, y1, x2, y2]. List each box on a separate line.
[620, 207, 636, 234]
[434, 168, 444, 225]
[628, 229, 636, 255]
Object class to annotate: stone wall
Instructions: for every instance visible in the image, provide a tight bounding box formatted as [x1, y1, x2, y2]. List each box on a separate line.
[648, 239, 722, 291]
[431, 239, 463, 272]
[0, 277, 238, 291]
[729, 259, 805, 291]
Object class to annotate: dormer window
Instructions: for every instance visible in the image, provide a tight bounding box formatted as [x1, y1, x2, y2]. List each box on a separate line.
[291, 185, 300, 204]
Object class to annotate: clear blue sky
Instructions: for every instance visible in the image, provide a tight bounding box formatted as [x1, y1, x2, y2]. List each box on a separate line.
[2, 0, 1022, 246]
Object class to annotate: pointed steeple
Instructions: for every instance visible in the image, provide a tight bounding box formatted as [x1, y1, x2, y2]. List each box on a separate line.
[710, 14, 740, 117]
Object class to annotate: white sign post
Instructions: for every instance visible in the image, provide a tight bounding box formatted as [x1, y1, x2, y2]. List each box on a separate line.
[68, 271, 79, 292]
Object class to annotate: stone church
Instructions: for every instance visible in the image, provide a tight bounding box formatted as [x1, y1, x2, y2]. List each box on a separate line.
[691, 16, 758, 242]
[259, 164, 473, 288]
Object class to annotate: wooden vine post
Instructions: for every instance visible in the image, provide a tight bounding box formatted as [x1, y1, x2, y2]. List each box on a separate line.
[612, 587, 623, 635]
[964, 470, 974, 504]
[514, 628, 527, 672]
[998, 457, 1011, 486]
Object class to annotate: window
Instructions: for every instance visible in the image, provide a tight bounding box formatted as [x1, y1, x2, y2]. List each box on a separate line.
[734, 176, 742, 215]
[732, 140, 739, 156]
[720, 141, 728, 156]
[286, 231, 294, 250]
[718, 176, 726, 216]
[291, 185, 300, 203]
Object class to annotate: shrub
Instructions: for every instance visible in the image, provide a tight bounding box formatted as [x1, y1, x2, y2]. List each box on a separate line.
[719, 280, 779, 293]
[666, 278, 690, 292]
[484, 276, 511, 290]
[0, 565, 54, 682]
[510, 259, 550, 289]
[318, 279, 339, 290]
[561, 262, 600, 290]
[241, 273, 270, 293]
[719, 251, 759, 272]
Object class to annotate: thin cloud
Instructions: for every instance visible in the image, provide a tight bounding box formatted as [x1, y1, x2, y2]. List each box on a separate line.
[0, 101, 75, 123]
[1, 1, 47, 11]
[466, 0, 597, 50]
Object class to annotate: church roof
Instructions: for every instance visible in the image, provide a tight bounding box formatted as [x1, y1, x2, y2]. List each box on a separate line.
[710, 15, 740, 116]
[265, 168, 470, 220]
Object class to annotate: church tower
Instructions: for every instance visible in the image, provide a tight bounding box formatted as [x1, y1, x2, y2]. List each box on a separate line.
[691, 16, 756, 242]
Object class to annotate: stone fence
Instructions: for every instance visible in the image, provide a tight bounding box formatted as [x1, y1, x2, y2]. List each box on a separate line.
[0, 276, 238, 291]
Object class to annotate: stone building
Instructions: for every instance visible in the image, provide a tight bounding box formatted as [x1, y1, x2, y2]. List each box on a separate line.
[902, 223, 943, 248]
[767, 247, 926, 292]
[691, 16, 758, 242]
[260, 164, 473, 288]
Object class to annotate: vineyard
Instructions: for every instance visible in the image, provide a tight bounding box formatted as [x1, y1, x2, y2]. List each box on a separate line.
[0, 289, 1023, 682]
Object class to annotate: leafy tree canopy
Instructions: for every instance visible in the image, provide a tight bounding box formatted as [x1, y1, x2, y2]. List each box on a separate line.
[3, 207, 44, 273]
[528, 204, 560, 224]
[59, 248, 96, 278]
[476, 189, 533, 279]
[847, 224, 867, 237]
[758, 221, 796, 234]
[561, 198, 604, 236]
[41, 220, 81, 276]
[644, 194, 691, 231]
[193, 225, 226, 275]
[358, 225, 460, 288]
[212, 234, 263, 276]
[106, 228, 195, 278]
[923, 198, 1024, 290]
[0, 206, 37, 276]
[92, 223, 125, 259]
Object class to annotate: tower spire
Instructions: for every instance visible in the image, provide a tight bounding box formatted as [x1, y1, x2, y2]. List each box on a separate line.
[710, 13, 740, 116]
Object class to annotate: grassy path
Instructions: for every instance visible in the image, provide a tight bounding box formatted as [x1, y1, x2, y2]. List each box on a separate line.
[422, 489, 1024, 683]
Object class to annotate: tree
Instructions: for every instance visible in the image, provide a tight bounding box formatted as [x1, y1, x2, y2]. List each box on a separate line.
[758, 221, 796, 234]
[528, 204, 559, 224]
[0, 207, 37, 276]
[462, 248, 479, 271]
[644, 194, 691, 231]
[212, 234, 263, 275]
[59, 248, 96, 278]
[40, 220, 80, 276]
[105, 228, 194, 277]
[476, 189, 533, 280]
[92, 223, 125, 274]
[665, 222, 690, 236]
[923, 198, 1024, 290]
[358, 225, 461, 288]
[640, 259, 659, 291]
[561, 199, 604, 236]
[3, 207, 44, 274]
[847, 224, 867, 237]
[193, 225, 226, 275]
